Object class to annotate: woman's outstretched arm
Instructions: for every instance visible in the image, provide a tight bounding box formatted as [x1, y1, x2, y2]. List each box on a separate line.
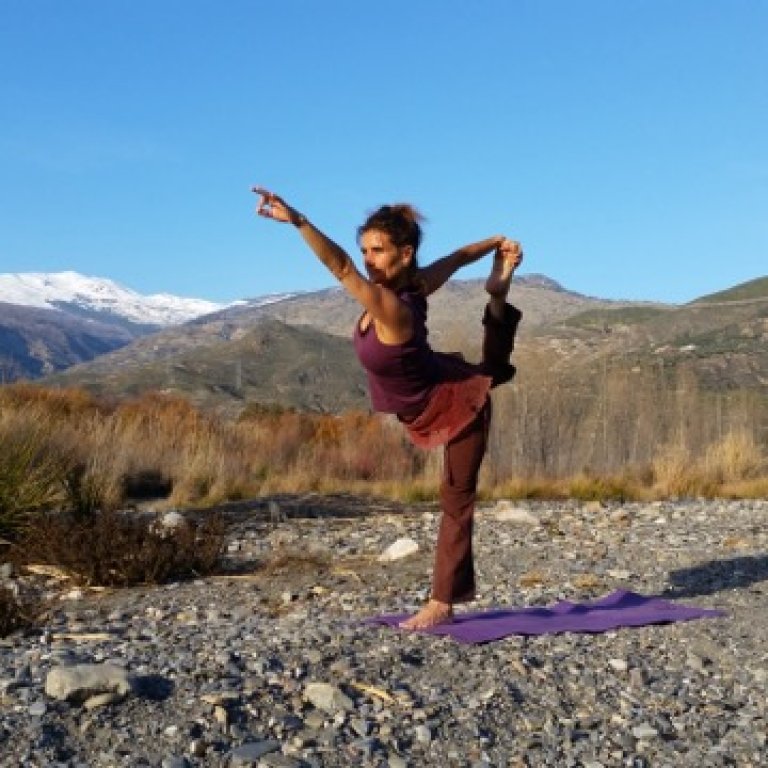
[417, 235, 507, 296]
[253, 187, 412, 338]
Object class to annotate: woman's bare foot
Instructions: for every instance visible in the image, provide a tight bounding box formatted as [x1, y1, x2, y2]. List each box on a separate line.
[399, 599, 454, 630]
[485, 239, 522, 299]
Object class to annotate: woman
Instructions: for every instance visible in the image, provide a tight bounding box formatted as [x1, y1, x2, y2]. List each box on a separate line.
[253, 187, 523, 629]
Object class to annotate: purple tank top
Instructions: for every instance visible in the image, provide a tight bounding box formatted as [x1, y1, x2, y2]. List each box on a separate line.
[352, 289, 438, 416]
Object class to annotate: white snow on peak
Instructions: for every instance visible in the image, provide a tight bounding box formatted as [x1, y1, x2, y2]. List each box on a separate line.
[0, 271, 224, 326]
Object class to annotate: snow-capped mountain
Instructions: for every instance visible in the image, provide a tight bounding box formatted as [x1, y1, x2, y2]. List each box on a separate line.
[0, 271, 302, 382]
[0, 271, 224, 326]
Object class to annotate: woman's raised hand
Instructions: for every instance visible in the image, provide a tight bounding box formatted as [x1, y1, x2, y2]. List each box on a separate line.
[252, 187, 304, 226]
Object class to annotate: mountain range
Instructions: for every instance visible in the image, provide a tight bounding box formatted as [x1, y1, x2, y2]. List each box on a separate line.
[1, 270, 767, 415]
[0, 272, 290, 381]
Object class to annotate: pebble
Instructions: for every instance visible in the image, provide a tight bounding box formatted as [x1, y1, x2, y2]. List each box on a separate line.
[378, 537, 419, 562]
[0, 497, 764, 767]
[229, 740, 282, 764]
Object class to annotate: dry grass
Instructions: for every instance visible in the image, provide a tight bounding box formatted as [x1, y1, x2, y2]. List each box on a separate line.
[703, 430, 765, 483]
[0, 383, 766, 512]
[16, 510, 227, 587]
[0, 406, 71, 535]
[260, 549, 332, 577]
[565, 472, 644, 502]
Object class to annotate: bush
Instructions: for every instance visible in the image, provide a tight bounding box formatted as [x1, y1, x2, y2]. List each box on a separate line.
[0, 584, 39, 637]
[567, 472, 642, 502]
[17, 510, 228, 587]
[0, 408, 69, 536]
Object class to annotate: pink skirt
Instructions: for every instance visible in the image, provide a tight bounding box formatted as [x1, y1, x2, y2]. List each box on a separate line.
[400, 363, 492, 449]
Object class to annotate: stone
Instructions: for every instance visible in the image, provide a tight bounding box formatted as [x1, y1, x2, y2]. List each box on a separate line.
[84, 692, 123, 710]
[629, 668, 647, 690]
[45, 663, 134, 704]
[189, 739, 207, 757]
[379, 537, 419, 562]
[228, 740, 282, 765]
[160, 510, 188, 531]
[0, 498, 764, 767]
[304, 682, 354, 713]
[161, 758, 190, 768]
[492, 502, 539, 525]
[632, 724, 659, 741]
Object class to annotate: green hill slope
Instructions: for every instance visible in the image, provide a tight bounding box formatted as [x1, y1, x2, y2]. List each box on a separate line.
[691, 276, 768, 304]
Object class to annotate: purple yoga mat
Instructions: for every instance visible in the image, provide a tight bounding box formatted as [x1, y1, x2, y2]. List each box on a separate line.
[365, 589, 725, 644]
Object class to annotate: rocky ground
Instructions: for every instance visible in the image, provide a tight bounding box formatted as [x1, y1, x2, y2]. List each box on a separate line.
[1, 495, 766, 767]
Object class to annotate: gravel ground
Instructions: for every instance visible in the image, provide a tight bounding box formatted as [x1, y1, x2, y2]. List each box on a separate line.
[1, 496, 766, 767]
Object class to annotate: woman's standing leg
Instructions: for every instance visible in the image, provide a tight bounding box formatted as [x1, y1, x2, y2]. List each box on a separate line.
[400, 402, 490, 630]
[433, 401, 491, 601]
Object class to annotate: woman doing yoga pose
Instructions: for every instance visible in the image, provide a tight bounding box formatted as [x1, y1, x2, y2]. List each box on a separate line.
[253, 187, 523, 629]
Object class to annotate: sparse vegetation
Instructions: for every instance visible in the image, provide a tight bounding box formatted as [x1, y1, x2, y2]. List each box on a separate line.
[564, 305, 669, 329]
[0, 584, 39, 637]
[0, 369, 766, 521]
[692, 276, 768, 304]
[17, 510, 227, 587]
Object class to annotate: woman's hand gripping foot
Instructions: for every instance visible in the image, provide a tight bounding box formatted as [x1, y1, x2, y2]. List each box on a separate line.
[485, 238, 523, 299]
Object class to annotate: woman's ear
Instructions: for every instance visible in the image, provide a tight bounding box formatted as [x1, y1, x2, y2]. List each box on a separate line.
[400, 244, 414, 266]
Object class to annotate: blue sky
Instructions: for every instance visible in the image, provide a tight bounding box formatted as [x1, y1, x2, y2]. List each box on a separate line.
[1, 0, 765, 304]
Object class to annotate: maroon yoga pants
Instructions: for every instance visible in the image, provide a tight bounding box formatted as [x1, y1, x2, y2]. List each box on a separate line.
[431, 302, 521, 603]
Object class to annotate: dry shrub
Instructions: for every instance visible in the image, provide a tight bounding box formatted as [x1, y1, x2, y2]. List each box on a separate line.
[17, 511, 227, 587]
[0, 383, 107, 419]
[0, 406, 70, 535]
[720, 477, 768, 499]
[567, 472, 642, 502]
[2, 381, 765, 506]
[262, 548, 331, 577]
[652, 432, 767, 497]
[493, 477, 566, 500]
[651, 444, 706, 497]
[383, 481, 440, 503]
[0, 584, 40, 637]
[308, 411, 420, 483]
[56, 418, 128, 516]
[702, 430, 765, 484]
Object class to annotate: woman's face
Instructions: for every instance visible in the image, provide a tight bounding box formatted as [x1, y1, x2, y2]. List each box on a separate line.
[359, 229, 413, 286]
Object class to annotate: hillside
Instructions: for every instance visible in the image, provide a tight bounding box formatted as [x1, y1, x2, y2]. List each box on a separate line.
[40, 275, 623, 413]
[543, 278, 768, 390]
[37, 274, 768, 414]
[0, 272, 227, 381]
[691, 276, 768, 305]
[209, 274, 618, 345]
[0, 302, 141, 381]
[47, 317, 368, 417]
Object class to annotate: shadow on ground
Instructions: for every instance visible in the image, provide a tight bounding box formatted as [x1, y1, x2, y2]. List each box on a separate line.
[133, 674, 175, 701]
[663, 554, 768, 599]
[191, 492, 424, 525]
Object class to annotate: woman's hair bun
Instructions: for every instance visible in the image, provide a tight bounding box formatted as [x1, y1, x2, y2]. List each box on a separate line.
[388, 203, 425, 225]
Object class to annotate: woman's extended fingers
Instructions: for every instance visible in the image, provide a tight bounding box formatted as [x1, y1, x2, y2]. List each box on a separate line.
[252, 186, 273, 217]
[251, 186, 291, 222]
